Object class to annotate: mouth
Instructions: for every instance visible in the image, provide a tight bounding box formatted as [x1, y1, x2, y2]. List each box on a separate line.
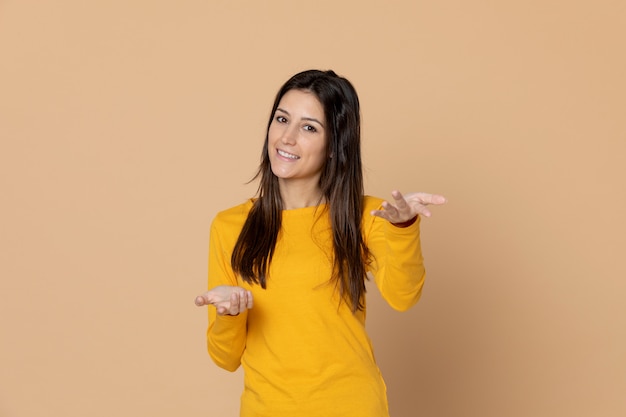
[277, 149, 300, 160]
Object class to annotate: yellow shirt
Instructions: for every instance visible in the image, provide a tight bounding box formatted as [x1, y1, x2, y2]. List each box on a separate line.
[206, 196, 425, 417]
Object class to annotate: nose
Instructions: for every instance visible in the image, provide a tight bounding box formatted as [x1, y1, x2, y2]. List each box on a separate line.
[280, 124, 298, 145]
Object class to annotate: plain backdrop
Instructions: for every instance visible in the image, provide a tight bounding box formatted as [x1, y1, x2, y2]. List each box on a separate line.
[1, 1, 625, 416]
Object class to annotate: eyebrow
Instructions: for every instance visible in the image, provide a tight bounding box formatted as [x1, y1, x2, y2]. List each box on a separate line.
[276, 107, 325, 128]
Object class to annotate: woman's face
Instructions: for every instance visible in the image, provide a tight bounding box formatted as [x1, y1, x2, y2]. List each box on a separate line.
[267, 89, 328, 186]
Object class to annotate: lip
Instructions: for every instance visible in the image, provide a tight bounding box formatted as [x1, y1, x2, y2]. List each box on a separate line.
[276, 148, 300, 161]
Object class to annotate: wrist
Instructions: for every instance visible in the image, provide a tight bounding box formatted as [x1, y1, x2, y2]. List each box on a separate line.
[391, 215, 418, 228]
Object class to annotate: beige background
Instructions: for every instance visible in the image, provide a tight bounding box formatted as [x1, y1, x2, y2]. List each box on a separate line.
[1, 1, 625, 416]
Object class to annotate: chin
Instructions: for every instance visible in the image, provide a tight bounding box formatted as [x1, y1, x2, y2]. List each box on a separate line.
[269, 165, 289, 180]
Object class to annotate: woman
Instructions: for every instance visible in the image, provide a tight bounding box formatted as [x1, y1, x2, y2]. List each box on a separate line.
[195, 69, 445, 416]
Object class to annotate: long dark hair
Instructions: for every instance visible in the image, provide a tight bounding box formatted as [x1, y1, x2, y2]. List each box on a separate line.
[231, 69, 370, 311]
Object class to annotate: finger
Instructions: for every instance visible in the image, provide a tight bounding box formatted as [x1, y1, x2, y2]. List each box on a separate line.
[371, 209, 391, 222]
[371, 208, 399, 223]
[381, 200, 400, 218]
[390, 190, 409, 210]
[228, 292, 240, 315]
[410, 192, 447, 206]
[432, 194, 447, 204]
[194, 295, 208, 306]
[414, 205, 432, 218]
[239, 290, 253, 311]
[237, 290, 246, 313]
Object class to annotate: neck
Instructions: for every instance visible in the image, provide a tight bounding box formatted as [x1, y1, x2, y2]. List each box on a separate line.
[278, 179, 325, 210]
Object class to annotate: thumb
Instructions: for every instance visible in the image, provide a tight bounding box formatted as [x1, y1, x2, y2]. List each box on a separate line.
[422, 193, 446, 205]
[195, 295, 208, 306]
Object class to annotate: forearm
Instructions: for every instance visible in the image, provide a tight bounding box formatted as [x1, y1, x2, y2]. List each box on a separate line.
[372, 217, 426, 311]
[207, 312, 248, 371]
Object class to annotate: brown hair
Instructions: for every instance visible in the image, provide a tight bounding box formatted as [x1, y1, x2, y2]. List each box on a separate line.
[231, 69, 370, 312]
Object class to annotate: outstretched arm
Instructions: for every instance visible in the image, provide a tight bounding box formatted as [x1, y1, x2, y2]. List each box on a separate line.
[195, 285, 252, 371]
[197, 217, 254, 371]
[366, 190, 446, 311]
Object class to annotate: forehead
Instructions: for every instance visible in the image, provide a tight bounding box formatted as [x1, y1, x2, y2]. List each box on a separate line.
[277, 89, 325, 121]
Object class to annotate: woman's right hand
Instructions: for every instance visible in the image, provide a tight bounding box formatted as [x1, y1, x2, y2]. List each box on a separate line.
[194, 285, 253, 316]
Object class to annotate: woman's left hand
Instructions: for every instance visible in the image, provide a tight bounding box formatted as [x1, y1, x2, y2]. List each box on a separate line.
[371, 190, 447, 223]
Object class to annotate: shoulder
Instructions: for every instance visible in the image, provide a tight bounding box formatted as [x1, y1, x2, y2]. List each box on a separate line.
[211, 199, 254, 232]
[363, 195, 384, 213]
[361, 196, 385, 232]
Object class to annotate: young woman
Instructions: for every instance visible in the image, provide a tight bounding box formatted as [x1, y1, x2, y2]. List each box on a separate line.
[195, 69, 445, 416]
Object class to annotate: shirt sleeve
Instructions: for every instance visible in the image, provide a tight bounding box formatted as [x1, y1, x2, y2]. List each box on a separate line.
[365, 203, 426, 312]
[206, 216, 248, 372]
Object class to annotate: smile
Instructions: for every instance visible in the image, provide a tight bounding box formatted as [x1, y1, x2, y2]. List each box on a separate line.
[277, 149, 300, 160]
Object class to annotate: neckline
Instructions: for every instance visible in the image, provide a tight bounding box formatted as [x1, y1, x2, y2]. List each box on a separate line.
[282, 203, 328, 215]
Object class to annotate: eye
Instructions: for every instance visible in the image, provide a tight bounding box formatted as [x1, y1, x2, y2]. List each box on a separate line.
[275, 115, 287, 123]
[303, 125, 317, 132]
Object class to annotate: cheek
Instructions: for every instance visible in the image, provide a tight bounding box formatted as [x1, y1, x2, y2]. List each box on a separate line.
[312, 143, 328, 165]
[316, 136, 329, 159]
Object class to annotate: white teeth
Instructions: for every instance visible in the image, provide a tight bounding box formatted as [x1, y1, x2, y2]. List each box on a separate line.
[278, 149, 299, 159]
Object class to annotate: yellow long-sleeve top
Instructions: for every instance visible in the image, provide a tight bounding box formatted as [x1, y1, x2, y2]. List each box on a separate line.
[206, 196, 425, 417]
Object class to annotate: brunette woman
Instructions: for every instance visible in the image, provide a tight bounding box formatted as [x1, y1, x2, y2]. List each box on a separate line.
[195, 69, 446, 416]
